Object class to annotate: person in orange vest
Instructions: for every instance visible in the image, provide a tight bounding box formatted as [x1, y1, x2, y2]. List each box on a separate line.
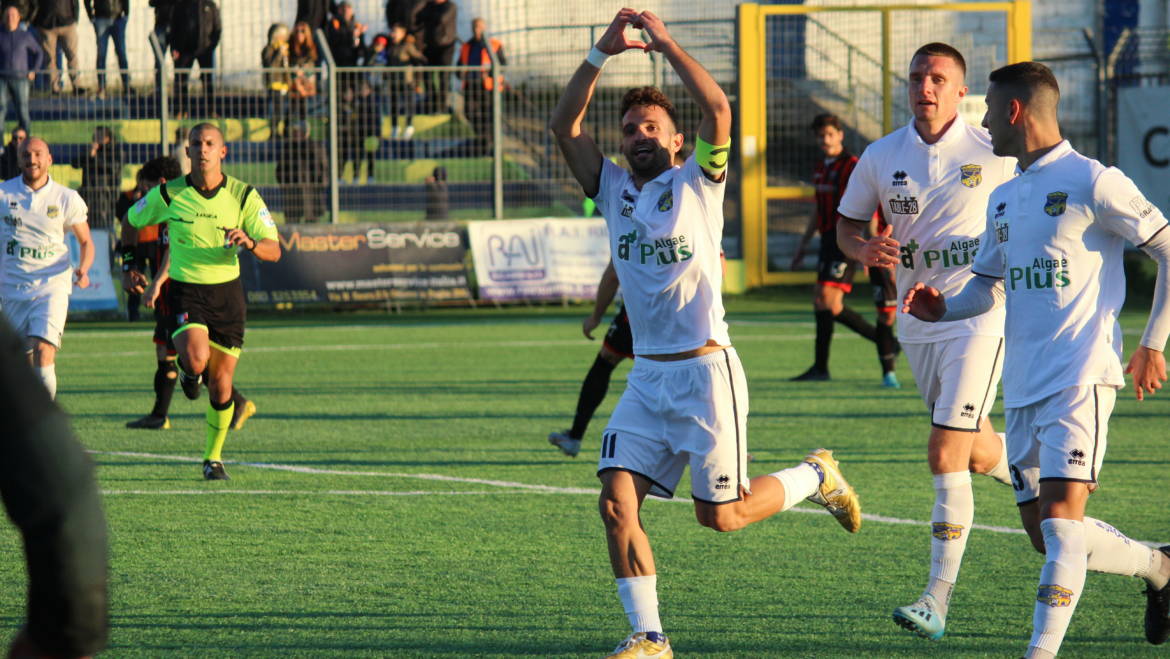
[458, 17, 504, 155]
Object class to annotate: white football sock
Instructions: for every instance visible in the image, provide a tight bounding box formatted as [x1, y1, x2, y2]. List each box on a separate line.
[35, 364, 57, 399]
[1029, 518, 1087, 656]
[769, 462, 820, 512]
[616, 575, 662, 634]
[983, 432, 1012, 486]
[1085, 517, 1166, 588]
[923, 471, 973, 616]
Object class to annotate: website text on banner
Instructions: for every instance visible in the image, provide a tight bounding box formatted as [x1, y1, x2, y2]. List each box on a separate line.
[467, 218, 610, 302]
[239, 223, 471, 306]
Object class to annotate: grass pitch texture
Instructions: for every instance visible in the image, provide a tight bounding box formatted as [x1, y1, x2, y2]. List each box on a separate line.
[1, 287, 1166, 657]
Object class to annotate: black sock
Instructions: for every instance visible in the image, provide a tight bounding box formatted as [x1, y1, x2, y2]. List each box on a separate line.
[876, 322, 898, 374]
[570, 355, 618, 439]
[834, 305, 877, 342]
[814, 309, 834, 371]
[151, 360, 178, 417]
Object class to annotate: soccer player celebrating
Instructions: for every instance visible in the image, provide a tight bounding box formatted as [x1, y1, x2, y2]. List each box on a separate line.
[128, 124, 281, 480]
[550, 9, 861, 657]
[0, 137, 93, 399]
[835, 43, 1016, 639]
[548, 260, 631, 457]
[905, 60, 1170, 659]
[790, 113, 900, 386]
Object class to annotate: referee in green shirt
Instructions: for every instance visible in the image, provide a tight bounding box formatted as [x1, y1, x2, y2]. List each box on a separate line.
[128, 123, 281, 480]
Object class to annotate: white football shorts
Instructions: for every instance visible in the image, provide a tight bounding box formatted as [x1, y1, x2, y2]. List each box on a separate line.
[598, 347, 750, 503]
[0, 291, 68, 348]
[1004, 384, 1115, 505]
[902, 334, 1004, 431]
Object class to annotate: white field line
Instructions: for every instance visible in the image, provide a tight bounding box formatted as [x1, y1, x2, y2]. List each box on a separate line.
[56, 333, 824, 360]
[96, 449, 1159, 544]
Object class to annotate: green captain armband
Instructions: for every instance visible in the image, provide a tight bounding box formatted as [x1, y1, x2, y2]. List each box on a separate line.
[696, 137, 731, 178]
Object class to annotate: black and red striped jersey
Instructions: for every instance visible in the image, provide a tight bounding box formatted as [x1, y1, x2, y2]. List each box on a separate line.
[812, 151, 858, 234]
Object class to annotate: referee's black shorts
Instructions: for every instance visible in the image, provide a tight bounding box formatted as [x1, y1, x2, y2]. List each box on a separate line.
[167, 278, 247, 354]
[603, 305, 634, 359]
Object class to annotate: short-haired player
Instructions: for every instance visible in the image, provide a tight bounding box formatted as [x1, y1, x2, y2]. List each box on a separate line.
[550, 9, 861, 657]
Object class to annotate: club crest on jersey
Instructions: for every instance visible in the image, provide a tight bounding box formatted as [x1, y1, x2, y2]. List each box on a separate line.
[959, 164, 982, 188]
[931, 522, 964, 541]
[1037, 584, 1074, 608]
[46, 205, 59, 219]
[1044, 192, 1068, 217]
[656, 190, 673, 213]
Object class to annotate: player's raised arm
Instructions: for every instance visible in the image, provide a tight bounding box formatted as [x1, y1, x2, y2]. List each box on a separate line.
[637, 10, 730, 150]
[549, 9, 644, 198]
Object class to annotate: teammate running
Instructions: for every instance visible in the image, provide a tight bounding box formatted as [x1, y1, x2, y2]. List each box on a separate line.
[0, 137, 93, 399]
[548, 261, 631, 457]
[128, 124, 280, 480]
[790, 113, 899, 386]
[550, 10, 861, 657]
[905, 60, 1170, 659]
[835, 43, 1015, 639]
[120, 156, 257, 432]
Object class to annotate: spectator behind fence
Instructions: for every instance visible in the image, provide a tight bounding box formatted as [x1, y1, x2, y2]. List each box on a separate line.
[425, 165, 447, 220]
[339, 81, 379, 184]
[459, 17, 504, 156]
[262, 23, 291, 139]
[0, 6, 42, 135]
[149, 0, 175, 56]
[276, 121, 328, 223]
[384, 23, 423, 139]
[416, 0, 455, 113]
[76, 125, 123, 229]
[169, 125, 190, 174]
[169, 0, 220, 119]
[0, 125, 26, 179]
[85, 0, 131, 97]
[295, 0, 339, 33]
[385, 0, 426, 45]
[32, 0, 84, 94]
[288, 21, 318, 122]
[326, 1, 366, 67]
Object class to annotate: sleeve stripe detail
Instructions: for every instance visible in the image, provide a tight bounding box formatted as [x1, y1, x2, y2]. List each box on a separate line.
[159, 182, 172, 206]
[1137, 223, 1168, 249]
[841, 214, 870, 223]
[972, 270, 1003, 280]
[240, 185, 255, 211]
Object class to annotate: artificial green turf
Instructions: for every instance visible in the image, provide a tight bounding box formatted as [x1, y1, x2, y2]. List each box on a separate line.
[1, 285, 1166, 657]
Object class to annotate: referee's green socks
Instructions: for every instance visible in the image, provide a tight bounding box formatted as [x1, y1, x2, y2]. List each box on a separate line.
[204, 398, 235, 462]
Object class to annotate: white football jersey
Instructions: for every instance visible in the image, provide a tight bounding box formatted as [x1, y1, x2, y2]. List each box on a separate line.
[0, 175, 88, 300]
[974, 140, 1169, 408]
[593, 156, 730, 355]
[838, 115, 1015, 343]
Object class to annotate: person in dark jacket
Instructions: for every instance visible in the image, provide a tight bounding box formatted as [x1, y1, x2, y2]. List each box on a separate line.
[148, 0, 175, 57]
[416, 0, 455, 112]
[276, 121, 329, 222]
[76, 125, 123, 230]
[384, 0, 426, 44]
[0, 125, 26, 179]
[381, 23, 424, 139]
[459, 17, 505, 155]
[169, 0, 221, 118]
[30, 0, 84, 94]
[85, 0, 132, 96]
[0, 316, 109, 659]
[339, 81, 380, 184]
[294, 0, 339, 32]
[425, 165, 448, 220]
[0, 6, 42, 135]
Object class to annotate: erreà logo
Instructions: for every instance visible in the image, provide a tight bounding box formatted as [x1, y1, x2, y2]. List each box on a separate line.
[1044, 192, 1068, 217]
[892, 170, 908, 186]
[994, 201, 1007, 219]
